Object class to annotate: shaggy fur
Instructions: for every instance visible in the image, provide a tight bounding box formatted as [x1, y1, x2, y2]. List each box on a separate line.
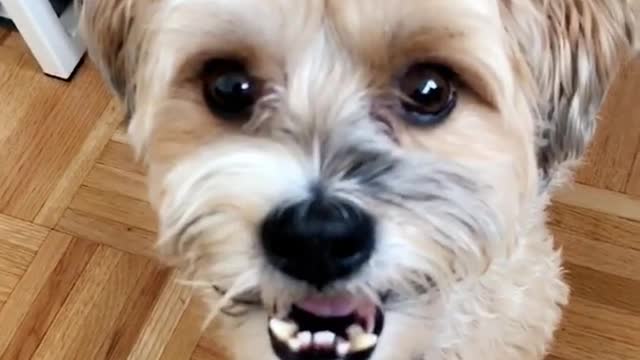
[76, 1, 638, 359]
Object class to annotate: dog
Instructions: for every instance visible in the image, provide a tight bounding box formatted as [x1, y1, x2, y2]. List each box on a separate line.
[76, 1, 638, 359]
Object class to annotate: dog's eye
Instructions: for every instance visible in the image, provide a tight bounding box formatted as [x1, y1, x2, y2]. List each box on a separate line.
[398, 64, 457, 126]
[202, 59, 261, 119]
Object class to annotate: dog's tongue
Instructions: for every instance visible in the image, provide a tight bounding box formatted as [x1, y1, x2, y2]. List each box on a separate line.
[294, 294, 358, 317]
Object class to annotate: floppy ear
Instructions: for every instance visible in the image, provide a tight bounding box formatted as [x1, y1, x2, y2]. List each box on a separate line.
[76, 0, 147, 120]
[501, 0, 639, 191]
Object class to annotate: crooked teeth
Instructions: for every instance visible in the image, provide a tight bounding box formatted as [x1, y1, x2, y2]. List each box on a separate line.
[313, 331, 336, 348]
[298, 331, 312, 348]
[287, 338, 302, 352]
[336, 339, 351, 357]
[269, 318, 298, 341]
[346, 324, 365, 338]
[350, 333, 378, 352]
[346, 324, 378, 353]
[270, 318, 379, 356]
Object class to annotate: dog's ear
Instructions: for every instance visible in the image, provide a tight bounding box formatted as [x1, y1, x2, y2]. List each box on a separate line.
[76, 0, 146, 119]
[501, 0, 639, 190]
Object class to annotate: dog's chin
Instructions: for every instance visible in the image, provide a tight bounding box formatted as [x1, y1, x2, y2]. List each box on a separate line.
[264, 293, 385, 360]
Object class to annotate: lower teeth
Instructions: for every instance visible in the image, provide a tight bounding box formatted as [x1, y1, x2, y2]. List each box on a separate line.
[347, 324, 365, 338]
[313, 331, 336, 348]
[287, 338, 302, 352]
[269, 318, 298, 340]
[336, 340, 351, 356]
[298, 331, 312, 347]
[350, 333, 378, 352]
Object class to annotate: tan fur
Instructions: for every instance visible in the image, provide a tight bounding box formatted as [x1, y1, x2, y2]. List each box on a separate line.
[77, 1, 638, 359]
[501, 0, 639, 187]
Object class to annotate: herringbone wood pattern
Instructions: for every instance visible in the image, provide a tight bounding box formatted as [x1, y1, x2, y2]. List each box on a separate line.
[0, 27, 639, 359]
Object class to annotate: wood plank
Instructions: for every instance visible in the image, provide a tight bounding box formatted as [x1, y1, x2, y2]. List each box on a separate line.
[99, 266, 172, 360]
[127, 271, 192, 360]
[0, 231, 71, 355]
[562, 297, 640, 347]
[565, 263, 640, 316]
[557, 231, 640, 282]
[0, 236, 97, 360]
[0, 49, 26, 94]
[545, 356, 567, 360]
[626, 147, 640, 196]
[34, 99, 123, 227]
[552, 320, 640, 360]
[0, 27, 12, 46]
[0, 240, 32, 296]
[0, 237, 44, 273]
[1, 31, 35, 53]
[0, 214, 49, 250]
[30, 247, 148, 360]
[84, 164, 148, 202]
[0, 63, 112, 220]
[56, 208, 157, 258]
[552, 212, 640, 281]
[192, 330, 228, 360]
[553, 183, 640, 222]
[159, 299, 208, 360]
[68, 186, 157, 232]
[0, 32, 39, 104]
[575, 58, 640, 191]
[98, 141, 146, 175]
[549, 203, 640, 251]
[0, 215, 48, 306]
[0, 38, 28, 100]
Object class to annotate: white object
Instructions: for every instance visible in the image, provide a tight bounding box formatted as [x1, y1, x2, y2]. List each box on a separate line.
[1, 0, 85, 79]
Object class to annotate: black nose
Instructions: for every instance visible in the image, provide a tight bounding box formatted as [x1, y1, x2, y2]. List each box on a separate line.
[260, 196, 375, 288]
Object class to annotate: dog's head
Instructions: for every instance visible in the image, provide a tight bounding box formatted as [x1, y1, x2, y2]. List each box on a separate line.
[78, 1, 637, 359]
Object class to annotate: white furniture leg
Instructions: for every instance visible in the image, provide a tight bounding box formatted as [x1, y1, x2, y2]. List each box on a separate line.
[1, 0, 85, 79]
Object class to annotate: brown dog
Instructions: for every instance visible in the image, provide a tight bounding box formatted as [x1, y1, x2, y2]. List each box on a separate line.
[76, 1, 638, 359]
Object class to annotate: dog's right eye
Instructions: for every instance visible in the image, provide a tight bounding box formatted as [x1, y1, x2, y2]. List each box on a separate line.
[202, 59, 262, 120]
[397, 63, 457, 127]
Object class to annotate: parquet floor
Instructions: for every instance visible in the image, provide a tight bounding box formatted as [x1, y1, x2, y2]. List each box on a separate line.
[0, 27, 639, 360]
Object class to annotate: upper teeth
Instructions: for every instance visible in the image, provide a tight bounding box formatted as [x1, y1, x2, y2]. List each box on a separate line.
[268, 318, 379, 356]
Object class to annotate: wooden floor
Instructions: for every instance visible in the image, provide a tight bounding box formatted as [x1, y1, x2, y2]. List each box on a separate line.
[0, 27, 639, 360]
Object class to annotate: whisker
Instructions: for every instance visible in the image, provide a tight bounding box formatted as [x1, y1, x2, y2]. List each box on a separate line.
[389, 310, 437, 322]
[220, 305, 254, 317]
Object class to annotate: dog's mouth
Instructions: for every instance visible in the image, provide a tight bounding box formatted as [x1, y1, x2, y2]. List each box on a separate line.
[268, 294, 384, 360]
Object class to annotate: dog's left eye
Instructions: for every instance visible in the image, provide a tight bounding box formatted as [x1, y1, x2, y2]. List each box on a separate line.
[202, 59, 262, 119]
[398, 64, 457, 126]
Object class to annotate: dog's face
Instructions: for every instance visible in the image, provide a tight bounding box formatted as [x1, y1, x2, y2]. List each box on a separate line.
[78, 0, 637, 359]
